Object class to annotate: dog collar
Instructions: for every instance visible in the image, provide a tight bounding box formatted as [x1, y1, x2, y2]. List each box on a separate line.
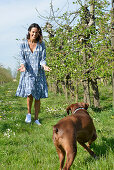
[73, 108, 85, 114]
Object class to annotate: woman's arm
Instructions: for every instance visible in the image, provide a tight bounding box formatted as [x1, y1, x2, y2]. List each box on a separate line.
[18, 41, 26, 72]
[42, 64, 51, 72]
[18, 64, 26, 72]
[40, 42, 51, 72]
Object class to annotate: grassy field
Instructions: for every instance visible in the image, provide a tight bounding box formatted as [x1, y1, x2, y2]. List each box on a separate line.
[0, 82, 114, 170]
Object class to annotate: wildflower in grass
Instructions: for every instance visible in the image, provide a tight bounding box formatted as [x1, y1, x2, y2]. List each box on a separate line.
[7, 91, 12, 93]
[3, 129, 15, 138]
[46, 107, 58, 113]
[4, 132, 10, 138]
[45, 107, 65, 115]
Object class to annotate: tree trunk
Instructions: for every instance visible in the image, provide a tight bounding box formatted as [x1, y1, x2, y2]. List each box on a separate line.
[89, 1, 100, 107]
[90, 78, 100, 108]
[82, 42, 91, 105]
[83, 79, 91, 105]
[81, 1, 95, 106]
[83, 0, 100, 107]
[65, 82, 69, 101]
[75, 80, 78, 103]
[61, 78, 69, 100]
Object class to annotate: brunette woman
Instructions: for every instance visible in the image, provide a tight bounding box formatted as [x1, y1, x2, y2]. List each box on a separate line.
[16, 23, 51, 125]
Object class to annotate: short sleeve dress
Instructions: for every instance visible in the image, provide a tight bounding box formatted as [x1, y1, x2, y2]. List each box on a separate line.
[16, 40, 48, 100]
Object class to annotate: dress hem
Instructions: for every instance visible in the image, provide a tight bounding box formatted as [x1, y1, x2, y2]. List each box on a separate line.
[15, 94, 48, 100]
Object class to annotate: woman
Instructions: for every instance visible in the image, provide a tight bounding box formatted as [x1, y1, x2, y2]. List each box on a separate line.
[16, 23, 51, 125]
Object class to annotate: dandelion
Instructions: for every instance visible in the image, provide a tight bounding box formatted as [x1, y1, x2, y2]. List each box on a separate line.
[7, 91, 12, 93]
[111, 115, 114, 119]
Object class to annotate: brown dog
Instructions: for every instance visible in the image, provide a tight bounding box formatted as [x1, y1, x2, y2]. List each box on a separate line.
[53, 102, 97, 170]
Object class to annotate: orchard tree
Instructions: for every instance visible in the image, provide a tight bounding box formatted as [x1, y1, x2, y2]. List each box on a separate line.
[0, 65, 13, 84]
[38, 0, 111, 107]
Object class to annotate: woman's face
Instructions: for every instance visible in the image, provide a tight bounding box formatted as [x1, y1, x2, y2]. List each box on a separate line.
[29, 27, 39, 41]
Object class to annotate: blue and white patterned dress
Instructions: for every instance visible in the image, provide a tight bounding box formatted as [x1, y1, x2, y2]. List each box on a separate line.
[16, 40, 48, 100]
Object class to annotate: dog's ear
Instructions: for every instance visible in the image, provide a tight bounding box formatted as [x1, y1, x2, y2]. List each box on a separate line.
[66, 106, 71, 115]
[85, 103, 89, 110]
[80, 102, 89, 110]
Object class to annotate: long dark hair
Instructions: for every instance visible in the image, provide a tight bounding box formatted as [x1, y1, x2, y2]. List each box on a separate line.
[27, 23, 42, 42]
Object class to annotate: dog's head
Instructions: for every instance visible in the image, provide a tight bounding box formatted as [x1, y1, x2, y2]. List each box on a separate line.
[77, 102, 89, 110]
[66, 102, 89, 115]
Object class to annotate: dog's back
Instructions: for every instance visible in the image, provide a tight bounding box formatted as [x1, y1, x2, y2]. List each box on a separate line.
[53, 111, 96, 144]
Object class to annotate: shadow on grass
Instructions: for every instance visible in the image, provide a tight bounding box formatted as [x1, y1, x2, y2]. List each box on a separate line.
[0, 123, 11, 132]
[91, 101, 113, 112]
[82, 137, 114, 165]
[84, 136, 114, 163]
[94, 137, 114, 156]
[91, 106, 102, 112]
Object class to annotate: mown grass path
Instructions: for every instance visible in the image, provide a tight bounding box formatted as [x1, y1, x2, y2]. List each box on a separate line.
[0, 82, 114, 170]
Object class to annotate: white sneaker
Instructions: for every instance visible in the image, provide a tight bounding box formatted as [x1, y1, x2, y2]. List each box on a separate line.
[34, 119, 41, 125]
[25, 114, 31, 123]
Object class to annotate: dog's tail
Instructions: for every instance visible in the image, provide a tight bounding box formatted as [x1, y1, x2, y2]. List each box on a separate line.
[66, 106, 71, 115]
[53, 126, 64, 138]
[53, 126, 58, 134]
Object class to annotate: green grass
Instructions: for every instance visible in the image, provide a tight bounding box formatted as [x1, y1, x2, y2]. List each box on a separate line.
[0, 82, 114, 170]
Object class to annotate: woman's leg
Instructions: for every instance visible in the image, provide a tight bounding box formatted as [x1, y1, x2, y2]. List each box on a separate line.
[27, 94, 33, 113]
[34, 99, 40, 120]
[25, 94, 33, 123]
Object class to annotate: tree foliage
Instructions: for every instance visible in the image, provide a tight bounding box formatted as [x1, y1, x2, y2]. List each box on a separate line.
[0, 65, 13, 84]
[44, 0, 111, 82]
[36, 0, 112, 106]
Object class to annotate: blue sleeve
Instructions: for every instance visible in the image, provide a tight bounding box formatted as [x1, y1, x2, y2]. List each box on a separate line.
[40, 41, 46, 66]
[19, 41, 25, 65]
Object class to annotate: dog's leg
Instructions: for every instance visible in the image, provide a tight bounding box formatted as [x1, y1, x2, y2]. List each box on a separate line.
[78, 142, 96, 158]
[56, 146, 65, 170]
[63, 145, 77, 170]
[87, 132, 97, 148]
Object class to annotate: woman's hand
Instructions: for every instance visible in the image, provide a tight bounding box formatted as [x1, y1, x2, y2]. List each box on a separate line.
[43, 65, 51, 72]
[18, 64, 26, 72]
